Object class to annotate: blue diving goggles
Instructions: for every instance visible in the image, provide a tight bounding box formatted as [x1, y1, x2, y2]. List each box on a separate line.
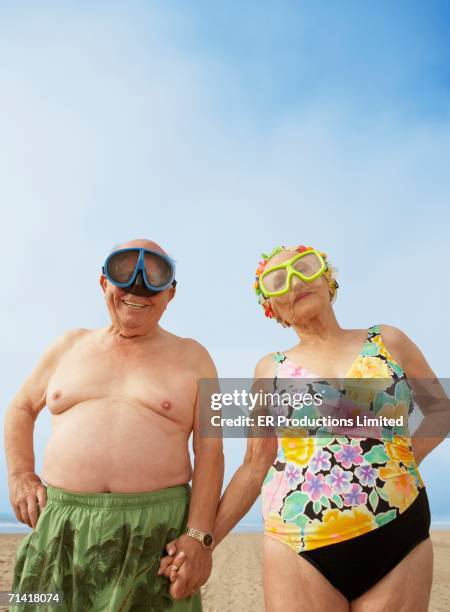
[102, 248, 177, 297]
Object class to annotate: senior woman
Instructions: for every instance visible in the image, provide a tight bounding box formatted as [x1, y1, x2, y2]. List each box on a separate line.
[161, 244, 442, 612]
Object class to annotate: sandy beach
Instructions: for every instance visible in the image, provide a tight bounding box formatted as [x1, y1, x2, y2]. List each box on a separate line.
[1, 531, 449, 611]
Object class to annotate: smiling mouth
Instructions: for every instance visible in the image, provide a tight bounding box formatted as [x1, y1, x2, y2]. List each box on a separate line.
[122, 300, 148, 309]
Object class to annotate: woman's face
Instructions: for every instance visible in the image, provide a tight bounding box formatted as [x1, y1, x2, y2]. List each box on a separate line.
[264, 249, 332, 326]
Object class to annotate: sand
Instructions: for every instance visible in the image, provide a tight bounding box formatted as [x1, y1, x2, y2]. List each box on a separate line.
[1, 531, 449, 611]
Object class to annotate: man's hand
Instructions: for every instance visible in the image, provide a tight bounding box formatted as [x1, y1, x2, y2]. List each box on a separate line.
[8, 472, 47, 528]
[158, 535, 212, 599]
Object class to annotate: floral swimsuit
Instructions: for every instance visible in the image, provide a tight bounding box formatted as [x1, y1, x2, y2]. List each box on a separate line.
[262, 324, 426, 554]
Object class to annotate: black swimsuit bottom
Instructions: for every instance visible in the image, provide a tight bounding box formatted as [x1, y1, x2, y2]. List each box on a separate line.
[299, 487, 431, 601]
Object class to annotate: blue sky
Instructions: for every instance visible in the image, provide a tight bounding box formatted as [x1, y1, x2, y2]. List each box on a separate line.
[1, 1, 449, 526]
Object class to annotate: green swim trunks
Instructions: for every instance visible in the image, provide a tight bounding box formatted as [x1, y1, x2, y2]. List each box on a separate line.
[11, 484, 202, 612]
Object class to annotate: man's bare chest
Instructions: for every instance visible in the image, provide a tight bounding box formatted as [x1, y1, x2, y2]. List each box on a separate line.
[46, 340, 196, 419]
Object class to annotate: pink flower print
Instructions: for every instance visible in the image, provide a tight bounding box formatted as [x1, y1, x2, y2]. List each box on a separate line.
[284, 463, 303, 488]
[355, 463, 378, 487]
[278, 360, 311, 378]
[301, 471, 332, 502]
[335, 444, 364, 469]
[343, 483, 367, 507]
[310, 449, 332, 473]
[325, 465, 352, 494]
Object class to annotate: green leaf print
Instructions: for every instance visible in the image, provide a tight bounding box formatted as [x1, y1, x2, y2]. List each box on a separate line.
[292, 514, 309, 529]
[12, 534, 36, 591]
[320, 495, 330, 508]
[363, 445, 389, 464]
[68, 563, 97, 611]
[369, 490, 379, 512]
[313, 501, 322, 514]
[293, 404, 319, 421]
[18, 520, 77, 595]
[375, 510, 397, 527]
[373, 391, 393, 413]
[376, 486, 390, 501]
[395, 379, 411, 405]
[361, 342, 379, 357]
[331, 494, 343, 508]
[13, 518, 176, 612]
[329, 444, 342, 453]
[282, 492, 309, 521]
[315, 436, 335, 447]
[388, 360, 404, 378]
[128, 581, 174, 612]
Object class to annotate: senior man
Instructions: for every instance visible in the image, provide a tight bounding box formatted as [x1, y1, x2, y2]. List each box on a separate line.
[4, 238, 224, 611]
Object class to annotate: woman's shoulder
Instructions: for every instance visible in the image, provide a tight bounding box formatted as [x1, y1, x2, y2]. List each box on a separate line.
[254, 352, 281, 378]
[378, 323, 435, 377]
[377, 323, 408, 347]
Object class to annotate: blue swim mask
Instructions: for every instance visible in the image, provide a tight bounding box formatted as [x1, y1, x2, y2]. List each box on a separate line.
[102, 248, 177, 297]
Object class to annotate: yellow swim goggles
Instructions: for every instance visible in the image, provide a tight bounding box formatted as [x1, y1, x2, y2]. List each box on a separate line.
[259, 249, 327, 298]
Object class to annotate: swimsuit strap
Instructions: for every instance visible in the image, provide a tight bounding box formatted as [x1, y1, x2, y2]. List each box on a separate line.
[367, 323, 406, 375]
[271, 351, 285, 376]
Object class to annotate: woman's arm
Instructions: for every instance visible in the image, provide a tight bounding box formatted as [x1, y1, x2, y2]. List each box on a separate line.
[381, 324, 449, 465]
[213, 354, 278, 545]
[213, 433, 277, 547]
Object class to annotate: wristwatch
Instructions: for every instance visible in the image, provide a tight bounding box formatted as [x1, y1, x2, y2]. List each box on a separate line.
[183, 526, 215, 549]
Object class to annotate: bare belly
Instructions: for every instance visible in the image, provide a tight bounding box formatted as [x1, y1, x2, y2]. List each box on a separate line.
[42, 400, 192, 493]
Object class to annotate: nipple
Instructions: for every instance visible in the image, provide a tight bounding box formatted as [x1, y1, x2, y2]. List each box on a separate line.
[162, 400, 172, 410]
[52, 390, 61, 400]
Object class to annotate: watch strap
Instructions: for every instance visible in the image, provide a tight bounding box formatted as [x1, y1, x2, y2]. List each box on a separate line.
[184, 526, 214, 548]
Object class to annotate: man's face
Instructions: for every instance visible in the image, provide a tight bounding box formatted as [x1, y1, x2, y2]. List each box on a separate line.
[99, 239, 175, 336]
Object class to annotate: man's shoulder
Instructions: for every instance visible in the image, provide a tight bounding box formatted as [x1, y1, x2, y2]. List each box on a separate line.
[49, 328, 91, 354]
[160, 329, 208, 355]
[164, 333, 216, 375]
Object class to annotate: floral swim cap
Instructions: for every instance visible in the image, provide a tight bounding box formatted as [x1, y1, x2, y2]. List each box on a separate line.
[253, 245, 339, 321]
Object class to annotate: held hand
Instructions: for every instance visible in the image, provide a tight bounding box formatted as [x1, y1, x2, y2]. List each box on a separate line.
[163, 535, 213, 600]
[157, 539, 186, 579]
[8, 472, 47, 528]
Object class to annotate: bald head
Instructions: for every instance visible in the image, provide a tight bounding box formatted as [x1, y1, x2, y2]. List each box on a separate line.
[113, 238, 168, 256]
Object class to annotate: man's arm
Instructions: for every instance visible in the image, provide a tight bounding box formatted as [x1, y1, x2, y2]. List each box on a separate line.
[3, 329, 84, 527]
[211, 434, 277, 548]
[185, 344, 224, 538]
[164, 341, 224, 597]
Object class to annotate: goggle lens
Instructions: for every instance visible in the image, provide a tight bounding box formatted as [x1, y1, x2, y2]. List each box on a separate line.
[143, 252, 173, 287]
[261, 268, 287, 293]
[292, 252, 323, 276]
[107, 251, 139, 284]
